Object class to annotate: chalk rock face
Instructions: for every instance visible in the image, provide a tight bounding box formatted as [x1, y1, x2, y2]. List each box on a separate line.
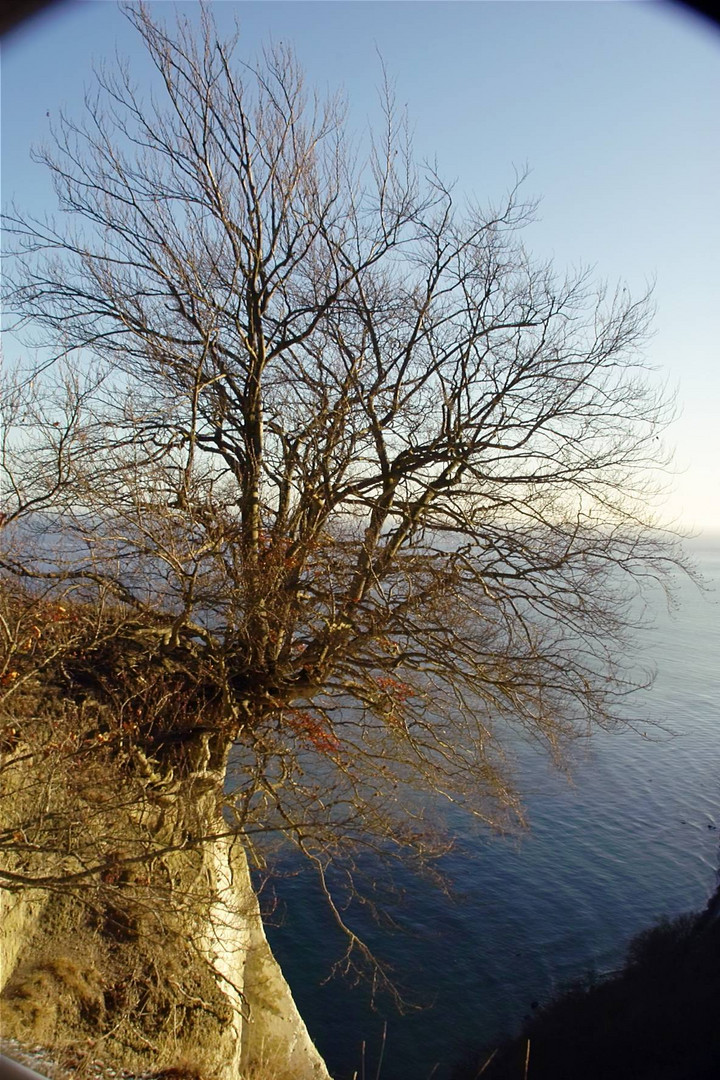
[0, 777, 329, 1080]
[208, 833, 331, 1080]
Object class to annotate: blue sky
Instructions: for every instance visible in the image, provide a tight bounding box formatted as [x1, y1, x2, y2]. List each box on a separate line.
[3, 1, 719, 533]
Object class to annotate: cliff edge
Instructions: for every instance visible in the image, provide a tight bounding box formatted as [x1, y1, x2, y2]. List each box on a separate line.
[0, 783, 330, 1080]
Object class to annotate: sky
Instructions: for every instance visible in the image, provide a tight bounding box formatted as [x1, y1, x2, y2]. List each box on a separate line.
[2, 0, 719, 534]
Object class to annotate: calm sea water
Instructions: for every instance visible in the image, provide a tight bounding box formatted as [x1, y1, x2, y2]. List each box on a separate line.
[262, 539, 720, 1080]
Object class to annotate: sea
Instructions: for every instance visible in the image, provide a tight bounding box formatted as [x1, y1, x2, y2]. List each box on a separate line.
[259, 537, 720, 1080]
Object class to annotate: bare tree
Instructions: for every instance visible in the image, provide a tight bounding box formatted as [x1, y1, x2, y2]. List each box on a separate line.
[1, 2, 687, 981]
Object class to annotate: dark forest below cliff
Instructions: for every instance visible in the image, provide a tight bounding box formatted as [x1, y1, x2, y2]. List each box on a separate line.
[453, 889, 720, 1080]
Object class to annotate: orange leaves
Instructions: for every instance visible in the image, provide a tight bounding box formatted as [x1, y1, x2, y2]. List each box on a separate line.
[7, 602, 75, 656]
[45, 732, 83, 754]
[375, 675, 415, 703]
[375, 675, 415, 733]
[256, 529, 300, 568]
[284, 708, 341, 755]
[20, 624, 43, 652]
[101, 864, 123, 885]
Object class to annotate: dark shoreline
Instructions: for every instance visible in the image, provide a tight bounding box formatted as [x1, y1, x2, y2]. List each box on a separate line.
[452, 882, 720, 1080]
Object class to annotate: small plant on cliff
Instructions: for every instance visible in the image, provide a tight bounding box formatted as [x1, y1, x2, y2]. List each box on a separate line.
[2, 1, 688, 989]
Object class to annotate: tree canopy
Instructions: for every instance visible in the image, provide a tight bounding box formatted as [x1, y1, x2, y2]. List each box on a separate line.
[1, 4, 686, 962]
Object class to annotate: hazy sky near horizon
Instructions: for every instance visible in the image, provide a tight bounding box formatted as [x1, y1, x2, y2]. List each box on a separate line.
[3, 1, 719, 533]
